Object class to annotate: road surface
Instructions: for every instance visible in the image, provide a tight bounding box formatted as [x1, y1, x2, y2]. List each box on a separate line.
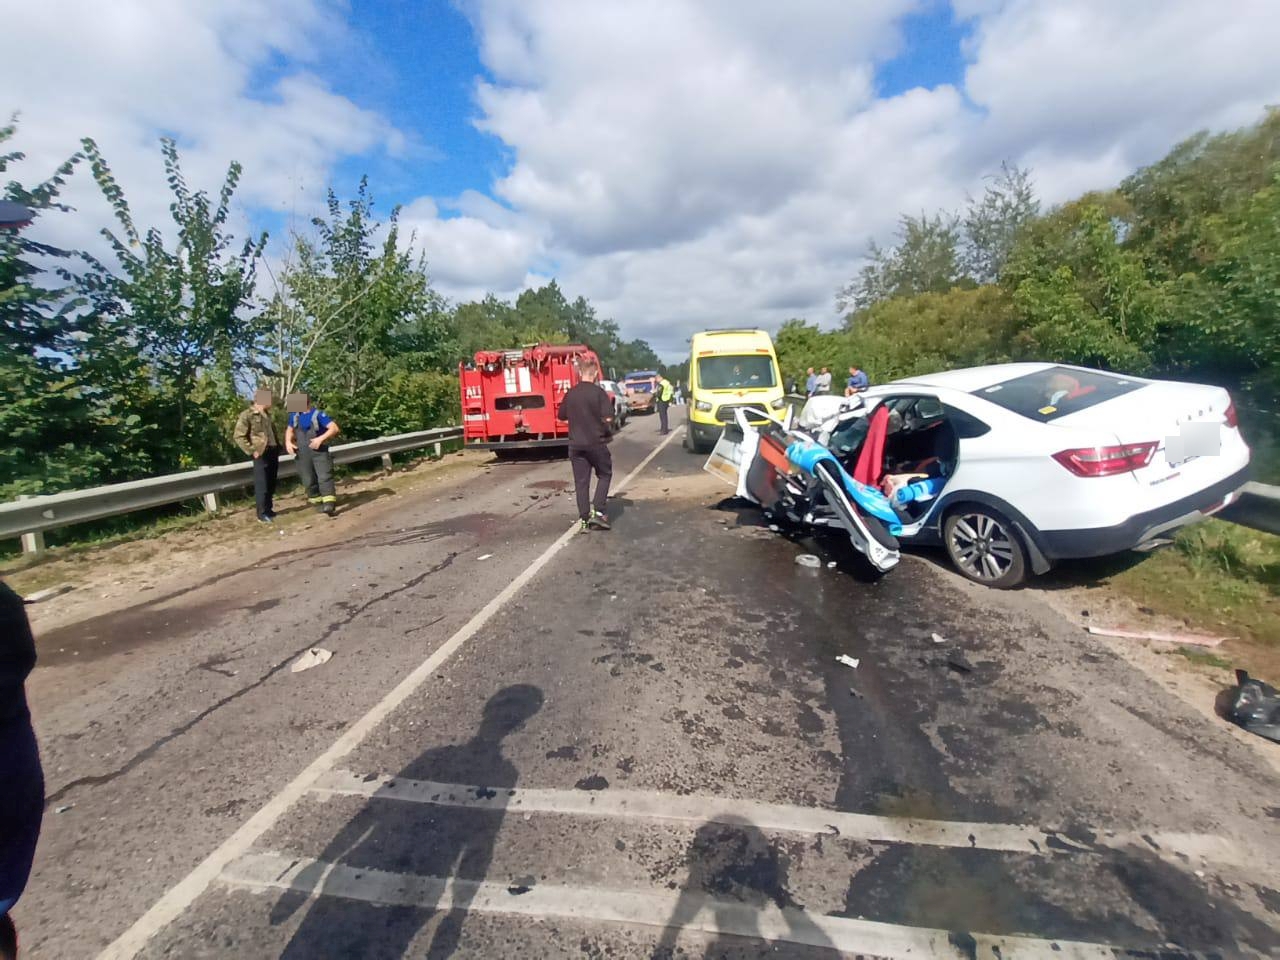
[13, 425, 1280, 958]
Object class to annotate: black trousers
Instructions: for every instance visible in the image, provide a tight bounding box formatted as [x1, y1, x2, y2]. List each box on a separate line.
[569, 444, 612, 520]
[254, 446, 280, 518]
[656, 401, 669, 433]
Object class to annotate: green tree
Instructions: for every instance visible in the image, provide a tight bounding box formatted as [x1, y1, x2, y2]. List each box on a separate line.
[81, 137, 267, 468]
[1002, 196, 1163, 371]
[0, 123, 108, 497]
[964, 162, 1039, 283]
[837, 212, 964, 315]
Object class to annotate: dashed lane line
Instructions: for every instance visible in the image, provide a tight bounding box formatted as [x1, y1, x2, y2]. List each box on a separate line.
[221, 850, 1119, 960]
[96, 428, 686, 960]
[308, 768, 1248, 867]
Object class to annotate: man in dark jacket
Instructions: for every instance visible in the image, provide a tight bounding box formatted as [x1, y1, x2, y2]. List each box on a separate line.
[233, 388, 282, 523]
[556, 358, 615, 531]
[1, 583, 44, 960]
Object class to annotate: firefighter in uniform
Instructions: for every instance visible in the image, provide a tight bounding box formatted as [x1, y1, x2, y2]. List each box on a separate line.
[654, 374, 674, 435]
[285, 393, 341, 516]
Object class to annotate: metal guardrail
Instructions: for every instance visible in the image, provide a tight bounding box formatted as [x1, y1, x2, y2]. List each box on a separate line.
[0, 426, 462, 547]
[1219, 481, 1280, 535]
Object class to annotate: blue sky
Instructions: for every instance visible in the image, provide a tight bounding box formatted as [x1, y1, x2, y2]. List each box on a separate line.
[6, 1, 1280, 356]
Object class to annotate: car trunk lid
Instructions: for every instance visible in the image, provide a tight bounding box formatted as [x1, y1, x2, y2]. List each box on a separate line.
[1055, 381, 1240, 504]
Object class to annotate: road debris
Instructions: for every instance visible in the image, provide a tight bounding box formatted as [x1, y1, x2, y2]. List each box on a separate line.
[946, 651, 974, 674]
[23, 584, 74, 604]
[55, 804, 74, 814]
[836, 655, 860, 669]
[291, 648, 333, 673]
[795, 553, 821, 568]
[827, 561, 838, 569]
[1226, 670, 1280, 743]
[931, 632, 947, 644]
[477, 554, 493, 561]
[1087, 625, 1228, 648]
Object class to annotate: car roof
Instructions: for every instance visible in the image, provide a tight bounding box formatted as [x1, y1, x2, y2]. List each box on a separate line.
[886, 362, 1057, 393]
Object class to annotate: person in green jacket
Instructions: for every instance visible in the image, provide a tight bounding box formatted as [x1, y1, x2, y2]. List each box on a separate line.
[233, 389, 282, 523]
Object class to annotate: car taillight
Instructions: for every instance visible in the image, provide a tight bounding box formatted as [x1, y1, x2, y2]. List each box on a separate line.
[1052, 442, 1157, 477]
[1224, 400, 1238, 429]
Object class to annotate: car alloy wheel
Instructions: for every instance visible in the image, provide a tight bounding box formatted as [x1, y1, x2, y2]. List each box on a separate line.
[944, 508, 1027, 588]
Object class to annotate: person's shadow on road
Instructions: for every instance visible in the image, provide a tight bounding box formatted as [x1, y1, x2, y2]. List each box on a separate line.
[651, 816, 838, 958]
[269, 683, 544, 959]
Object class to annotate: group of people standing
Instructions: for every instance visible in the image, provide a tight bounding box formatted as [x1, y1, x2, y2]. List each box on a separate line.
[802, 365, 869, 398]
[233, 390, 342, 523]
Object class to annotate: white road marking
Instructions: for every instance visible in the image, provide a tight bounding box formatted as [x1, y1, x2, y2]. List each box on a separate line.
[308, 769, 1247, 866]
[97, 429, 686, 960]
[222, 850, 1119, 959]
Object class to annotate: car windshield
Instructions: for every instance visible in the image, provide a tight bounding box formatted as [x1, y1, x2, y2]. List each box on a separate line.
[697, 355, 776, 390]
[973, 366, 1145, 422]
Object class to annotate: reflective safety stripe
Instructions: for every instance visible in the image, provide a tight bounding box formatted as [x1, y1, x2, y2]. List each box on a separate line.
[308, 496, 324, 503]
[320, 495, 337, 503]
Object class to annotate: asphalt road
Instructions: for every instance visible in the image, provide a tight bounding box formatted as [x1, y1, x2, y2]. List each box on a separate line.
[13, 422, 1280, 959]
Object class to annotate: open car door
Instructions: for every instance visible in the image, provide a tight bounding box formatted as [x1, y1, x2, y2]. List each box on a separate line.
[705, 408, 900, 573]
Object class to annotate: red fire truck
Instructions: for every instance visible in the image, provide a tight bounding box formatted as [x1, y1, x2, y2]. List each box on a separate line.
[460, 343, 601, 452]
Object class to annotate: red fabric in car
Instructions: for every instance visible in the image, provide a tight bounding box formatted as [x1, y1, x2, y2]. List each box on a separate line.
[854, 405, 890, 486]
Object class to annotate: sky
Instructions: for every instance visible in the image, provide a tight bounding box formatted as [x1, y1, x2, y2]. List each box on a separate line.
[5, 0, 1280, 359]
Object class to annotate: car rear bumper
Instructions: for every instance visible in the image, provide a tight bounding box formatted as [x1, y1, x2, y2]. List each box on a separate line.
[466, 438, 568, 450]
[1038, 465, 1251, 560]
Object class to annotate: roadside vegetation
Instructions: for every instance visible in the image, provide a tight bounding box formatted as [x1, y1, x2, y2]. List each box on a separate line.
[1, 124, 661, 508]
[774, 109, 1280, 482]
[771, 109, 1280, 664]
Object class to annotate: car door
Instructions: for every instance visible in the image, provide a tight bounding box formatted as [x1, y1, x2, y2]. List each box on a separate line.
[861, 392, 967, 537]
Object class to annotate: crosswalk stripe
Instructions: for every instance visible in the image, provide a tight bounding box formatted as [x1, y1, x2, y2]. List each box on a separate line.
[311, 768, 1246, 867]
[96, 431, 688, 959]
[222, 850, 1119, 960]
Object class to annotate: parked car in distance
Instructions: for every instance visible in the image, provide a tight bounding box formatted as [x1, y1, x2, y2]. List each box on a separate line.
[599, 379, 630, 428]
[728, 362, 1250, 587]
[621, 370, 659, 415]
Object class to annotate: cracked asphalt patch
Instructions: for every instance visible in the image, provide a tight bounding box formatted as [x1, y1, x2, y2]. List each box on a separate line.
[15, 428, 1280, 958]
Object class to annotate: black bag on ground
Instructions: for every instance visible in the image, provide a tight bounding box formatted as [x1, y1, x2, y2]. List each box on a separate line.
[1227, 670, 1280, 743]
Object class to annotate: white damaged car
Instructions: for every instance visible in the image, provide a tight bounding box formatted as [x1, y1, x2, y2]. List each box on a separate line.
[710, 363, 1251, 588]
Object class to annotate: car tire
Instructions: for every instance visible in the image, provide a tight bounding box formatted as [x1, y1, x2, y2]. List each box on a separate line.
[943, 506, 1027, 588]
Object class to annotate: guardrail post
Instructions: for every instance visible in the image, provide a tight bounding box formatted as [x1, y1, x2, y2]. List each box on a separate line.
[381, 453, 394, 472]
[198, 467, 220, 513]
[17, 496, 45, 556]
[433, 442, 442, 459]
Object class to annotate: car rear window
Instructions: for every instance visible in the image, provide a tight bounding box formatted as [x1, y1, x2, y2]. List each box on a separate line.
[973, 366, 1145, 422]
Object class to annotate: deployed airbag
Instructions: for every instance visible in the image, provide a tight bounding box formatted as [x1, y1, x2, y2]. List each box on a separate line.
[786, 440, 901, 528]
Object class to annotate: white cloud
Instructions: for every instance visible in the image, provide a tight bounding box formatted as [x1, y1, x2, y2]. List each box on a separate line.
[2, 0, 401, 269]
[8, 0, 1280, 362]
[410, 0, 1280, 357]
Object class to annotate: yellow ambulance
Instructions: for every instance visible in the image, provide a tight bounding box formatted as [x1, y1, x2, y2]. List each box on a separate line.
[685, 329, 785, 453]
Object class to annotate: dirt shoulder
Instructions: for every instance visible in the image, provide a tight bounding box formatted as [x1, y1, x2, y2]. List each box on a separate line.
[5, 451, 491, 637]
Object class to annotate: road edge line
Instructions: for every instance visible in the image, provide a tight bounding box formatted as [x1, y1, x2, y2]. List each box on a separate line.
[97, 428, 685, 959]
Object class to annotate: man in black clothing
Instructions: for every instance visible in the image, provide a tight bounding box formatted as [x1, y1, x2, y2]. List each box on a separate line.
[1, 583, 44, 960]
[556, 358, 615, 531]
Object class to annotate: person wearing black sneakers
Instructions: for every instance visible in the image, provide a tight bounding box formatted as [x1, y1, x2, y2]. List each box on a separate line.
[233, 388, 282, 523]
[556, 358, 615, 532]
